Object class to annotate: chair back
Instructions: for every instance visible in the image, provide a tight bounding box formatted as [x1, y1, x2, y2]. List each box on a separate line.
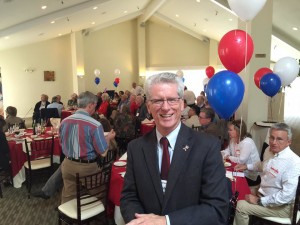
[226, 177, 239, 225]
[96, 149, 116, 168]
[40, 108, 60, 126]
[191, 125, 201, 131]
[292, 176, 300, 225]
[76, 164, 112, 222]
[24, 137, 54, 170]
[115, 136, 135, 158]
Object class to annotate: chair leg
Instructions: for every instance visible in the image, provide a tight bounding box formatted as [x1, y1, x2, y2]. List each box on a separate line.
[0, 184, 3, 198]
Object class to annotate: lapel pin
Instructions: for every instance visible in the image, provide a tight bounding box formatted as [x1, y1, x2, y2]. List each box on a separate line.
[183, 145, 189, 151]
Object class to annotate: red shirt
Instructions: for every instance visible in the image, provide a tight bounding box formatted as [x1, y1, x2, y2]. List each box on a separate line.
[97, 101, 109, 117]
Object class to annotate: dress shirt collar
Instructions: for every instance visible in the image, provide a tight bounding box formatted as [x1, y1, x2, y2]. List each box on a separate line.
[272, 146, 292, 158]
[156, 122, 181, 150]
[75, 109, 90, 116]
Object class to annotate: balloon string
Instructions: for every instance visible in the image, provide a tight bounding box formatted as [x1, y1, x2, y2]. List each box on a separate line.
[278, 90, 284, 122]
[244, 23, 248, 75]
[269, 97, 273, 122]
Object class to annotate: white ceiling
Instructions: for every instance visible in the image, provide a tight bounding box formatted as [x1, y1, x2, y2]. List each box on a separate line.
[1, 0, 300, 60]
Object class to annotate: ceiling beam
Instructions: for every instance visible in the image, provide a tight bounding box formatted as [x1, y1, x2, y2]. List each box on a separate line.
[0, 0, 111, 37]
[139, 0, 167, 25]
[154, 12, 209, 42]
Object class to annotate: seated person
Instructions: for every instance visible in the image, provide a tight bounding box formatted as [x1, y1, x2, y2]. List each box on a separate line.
[222, 119, 260, 186]
[233, 123, 300, 225]
[67, 93, 78, 109]
[47, 96, 64, 117]
[97, 93, 110, 117]
[33, 94, 50, 123]
[0, 119, 11, 174]
[198, 107, 221, 139]
[114, 105, 136, 138]
[183, 105, 200, 128]
[4, 106, 26, 131]
[56, 95, 64, 105]
[181, 99, 190, 120]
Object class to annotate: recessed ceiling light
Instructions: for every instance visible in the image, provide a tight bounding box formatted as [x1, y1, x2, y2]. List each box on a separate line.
[203, 29, 207, 32]
[4, 36, 10, 40]
[124, 10, 128, 14]
[228, 18, 233, 21]
[292, 27, 298, 31]
[58, 34, 62, 36]
[175, 14, 179, 17]
[196, 0, 200, 2]
[51, 21, 55, 24]
[91, 22, 95, 25]
[41, 5, 47, 10]
[93, 6, 98, 10]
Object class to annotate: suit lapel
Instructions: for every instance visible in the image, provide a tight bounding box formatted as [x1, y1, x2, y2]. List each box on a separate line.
[162, 125, 193, 211]
[142, 130, 164, 206]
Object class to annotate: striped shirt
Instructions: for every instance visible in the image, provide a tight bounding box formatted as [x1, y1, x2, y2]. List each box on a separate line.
[59, 109, 108, 160]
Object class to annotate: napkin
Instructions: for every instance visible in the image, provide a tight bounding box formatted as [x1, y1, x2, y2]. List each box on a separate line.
[141, 118, 154, 124]
[119, 172, 126, 178]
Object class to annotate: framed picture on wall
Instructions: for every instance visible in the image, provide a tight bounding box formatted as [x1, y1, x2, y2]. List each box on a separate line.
[44, 71, 55, 81]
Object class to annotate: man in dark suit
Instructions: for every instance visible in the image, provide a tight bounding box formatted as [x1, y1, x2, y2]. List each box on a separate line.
[120, 72, 228, 225]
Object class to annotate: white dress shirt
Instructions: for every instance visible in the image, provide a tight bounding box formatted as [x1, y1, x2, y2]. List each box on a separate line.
[250, 146, 300, 206]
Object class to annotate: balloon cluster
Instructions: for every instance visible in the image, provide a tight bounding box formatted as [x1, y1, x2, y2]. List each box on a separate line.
[113, 77, 120, 87]
[254, 57, 299, 97]
[94, 69, 101, 85]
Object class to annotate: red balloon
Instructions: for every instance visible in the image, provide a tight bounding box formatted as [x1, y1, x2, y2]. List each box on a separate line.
[218, 29, 254, 74]
[254, 67, 273, 89]
[205, 66, 215, 78]
[115, 78, 120, 84]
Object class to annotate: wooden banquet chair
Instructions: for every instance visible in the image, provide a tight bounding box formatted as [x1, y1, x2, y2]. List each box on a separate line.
[58, 164, 112, 225]
[191, 124, 201, 131]
[226, 178, 239, 225]
[115, 136, 135, 158]
[252, 176, 300, 225]
[24, 137, 54, 198]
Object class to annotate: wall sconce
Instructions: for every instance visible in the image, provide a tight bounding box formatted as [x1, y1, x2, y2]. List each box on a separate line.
[24, 68, 35, 73]
[77, 67, 84, 78]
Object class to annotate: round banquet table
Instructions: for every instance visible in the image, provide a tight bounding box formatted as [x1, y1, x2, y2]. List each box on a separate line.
[7, 127, 62, 188]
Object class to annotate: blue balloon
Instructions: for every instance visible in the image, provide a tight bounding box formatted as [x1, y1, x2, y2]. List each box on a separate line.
[113, 81, 118, 87]
[206, 70, 245, 119]
[94, 77, 100, 85]
[260, 73, 281, 97]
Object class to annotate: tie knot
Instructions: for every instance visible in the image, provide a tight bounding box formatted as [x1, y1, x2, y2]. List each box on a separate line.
[160, 137, 169, 147]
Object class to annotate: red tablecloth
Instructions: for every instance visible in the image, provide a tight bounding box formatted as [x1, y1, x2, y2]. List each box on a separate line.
[108, 160, 251, 206]
[109, 161, 127, 206]
[7, 127, 62, 187]
[140, 123, 155, 135]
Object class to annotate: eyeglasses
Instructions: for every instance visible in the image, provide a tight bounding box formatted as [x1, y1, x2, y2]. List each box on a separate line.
[149, 98, 181, 107]
[268, 136, 288, 144]
[199, 116, 207, 119]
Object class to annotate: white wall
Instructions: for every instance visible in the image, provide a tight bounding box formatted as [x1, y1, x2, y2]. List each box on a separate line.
[0, 35, 73, 117]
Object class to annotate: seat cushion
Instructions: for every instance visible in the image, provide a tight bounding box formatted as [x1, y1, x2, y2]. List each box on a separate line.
[24, 158, 51, 170]
[261, 211, 300, 224]
[58, 195, 105, 220]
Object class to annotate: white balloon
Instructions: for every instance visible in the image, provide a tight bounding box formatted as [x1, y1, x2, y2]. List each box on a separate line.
[94, 69, 100, 76]
[228, 0, 267, 22]
[203, 77, 210, 86]
[176, 70, 184, 78]
[114, 69, 121, 75]
[273, 57, 299, 86]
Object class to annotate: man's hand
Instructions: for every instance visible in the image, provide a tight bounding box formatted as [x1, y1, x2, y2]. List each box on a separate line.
[126, 213, 167, 225]
[245, 194, 259, 205]
[234, 164, 247, 171]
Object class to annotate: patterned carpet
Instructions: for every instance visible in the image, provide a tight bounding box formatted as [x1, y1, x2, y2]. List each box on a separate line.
[0, 174, 60, 225]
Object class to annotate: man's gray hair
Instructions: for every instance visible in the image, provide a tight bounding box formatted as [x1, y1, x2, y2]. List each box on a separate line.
[144, 72, 184, 100]
[270, 122, 292, 140]
[77, 91, 97, 108]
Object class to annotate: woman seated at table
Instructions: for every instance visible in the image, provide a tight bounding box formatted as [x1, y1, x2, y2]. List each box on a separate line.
[3, 106, 26, 132]
[222, 119, 261, 187]
[97, 93, 110, 118]
[67, 93, 78, 109]
[113, 105, 136, 138]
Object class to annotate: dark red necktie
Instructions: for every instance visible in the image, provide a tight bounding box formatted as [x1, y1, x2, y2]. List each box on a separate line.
[160, 137, 170, 180]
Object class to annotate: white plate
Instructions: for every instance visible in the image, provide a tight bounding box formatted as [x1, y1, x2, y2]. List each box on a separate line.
[224, 162, 232, 167]
[114, 161, 127, 167]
